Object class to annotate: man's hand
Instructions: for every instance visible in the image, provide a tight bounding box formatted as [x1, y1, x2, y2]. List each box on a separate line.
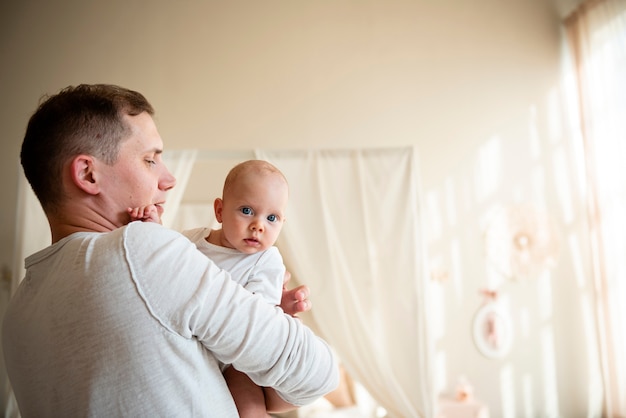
[280, 271, 311, 317]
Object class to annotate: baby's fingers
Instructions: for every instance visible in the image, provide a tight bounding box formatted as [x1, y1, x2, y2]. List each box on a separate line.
[127, 207, 143, 220]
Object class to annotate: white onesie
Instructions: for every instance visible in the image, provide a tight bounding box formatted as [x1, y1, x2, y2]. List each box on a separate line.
[182, 226, 285, 306]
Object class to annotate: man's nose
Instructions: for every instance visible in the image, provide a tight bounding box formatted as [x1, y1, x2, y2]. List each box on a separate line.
[160, 167, 177, 191]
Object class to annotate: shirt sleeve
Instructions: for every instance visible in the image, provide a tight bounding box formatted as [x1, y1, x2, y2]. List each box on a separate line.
[243, 247, 285, 306]
[123, 222, 338, 406]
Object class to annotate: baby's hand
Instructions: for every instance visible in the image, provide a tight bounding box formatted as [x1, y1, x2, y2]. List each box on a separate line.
[128, 205, 161, 224]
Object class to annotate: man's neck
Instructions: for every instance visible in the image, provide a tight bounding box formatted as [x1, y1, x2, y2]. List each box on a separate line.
[48, 207, 120, 243]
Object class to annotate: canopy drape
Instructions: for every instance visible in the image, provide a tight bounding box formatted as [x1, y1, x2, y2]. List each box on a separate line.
[256, 147, 434, 418]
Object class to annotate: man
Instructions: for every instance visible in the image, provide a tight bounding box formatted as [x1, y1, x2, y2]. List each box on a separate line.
[3, 84, 338, 417]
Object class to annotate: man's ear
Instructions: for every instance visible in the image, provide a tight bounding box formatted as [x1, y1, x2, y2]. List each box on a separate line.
[214, 198, 224, 223]
[70, 155, 100, 195]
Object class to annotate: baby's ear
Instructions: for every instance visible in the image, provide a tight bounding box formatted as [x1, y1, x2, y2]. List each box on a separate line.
[71, 155, 99, 195]
[213, 198, 224, 223]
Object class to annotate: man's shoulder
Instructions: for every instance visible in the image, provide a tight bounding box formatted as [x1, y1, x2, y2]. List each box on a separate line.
[180, 226, 211, 242]
[123, 222, 188, 246]
[126, 220, 176, 232]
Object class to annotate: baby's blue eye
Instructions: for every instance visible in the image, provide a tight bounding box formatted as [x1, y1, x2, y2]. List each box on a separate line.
[267, 214, 277, 222]
[241, 207, 252, 215]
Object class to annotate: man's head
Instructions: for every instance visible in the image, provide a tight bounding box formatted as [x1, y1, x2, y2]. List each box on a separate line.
[214, 160, 289, 254]
[21, 84, 155, 214]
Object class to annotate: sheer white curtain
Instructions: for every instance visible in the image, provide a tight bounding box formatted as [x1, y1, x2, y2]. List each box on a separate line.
[564, 1, 626, 416]
[256, 147, 435, 418]
[10, 171, 50, 296]
[161, 149, 198, 228]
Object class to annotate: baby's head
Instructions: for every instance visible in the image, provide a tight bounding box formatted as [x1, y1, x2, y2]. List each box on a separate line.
[214, 160, 289, 254]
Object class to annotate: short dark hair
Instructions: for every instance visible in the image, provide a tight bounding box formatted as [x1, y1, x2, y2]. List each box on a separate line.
[20, 84, 154, 212]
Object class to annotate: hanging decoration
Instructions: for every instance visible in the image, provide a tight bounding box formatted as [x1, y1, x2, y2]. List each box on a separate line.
[483, 203, 559, 281]
[472, 288, 513, 359]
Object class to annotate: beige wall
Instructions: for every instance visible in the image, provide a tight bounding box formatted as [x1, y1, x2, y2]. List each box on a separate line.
[1, 1, 593, 417]
[0, 0, 562, 273]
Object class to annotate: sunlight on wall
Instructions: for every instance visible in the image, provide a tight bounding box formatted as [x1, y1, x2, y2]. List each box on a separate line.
[519, 308, 530, 339]
[546, 87, 564, 144]
[499, 363, 516, 418]
[541, 326, 559, 417]
[529, 106, 541, 161]
[426, 55, 599, 415]
[450, 238, 464, 302]
[460, 175, 473, 214]
[530, 165, 547, 209]
[444, 178, 457, 228]
[485, 265, 505, 295]
[581, 293, 604, 412]
[551, 146, 574, 224]
[431, 283, 446, 342]
[521, 373, 535, 418]
[474, 136, 502, 203]
[426, 190, 443, 241]
[568, 233, 586, 289]
[434, 350, 448, 396]
[537, 271, 553, 322]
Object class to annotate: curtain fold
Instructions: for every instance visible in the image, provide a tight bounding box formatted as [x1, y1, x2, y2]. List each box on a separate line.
[564, 1, 626, 416]
[10, 171, 50, 295]
[161, 149, 198, 228]
[256, 147, 435, 418]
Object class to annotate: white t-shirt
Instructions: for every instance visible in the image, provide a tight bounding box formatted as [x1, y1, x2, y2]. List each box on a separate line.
[3, 221, 337, 417]
[182, 227, 284, 306]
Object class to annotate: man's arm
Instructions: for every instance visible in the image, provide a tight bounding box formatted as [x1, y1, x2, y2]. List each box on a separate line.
[266, 272, 315, 411]
[128, 224, 339, 406]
